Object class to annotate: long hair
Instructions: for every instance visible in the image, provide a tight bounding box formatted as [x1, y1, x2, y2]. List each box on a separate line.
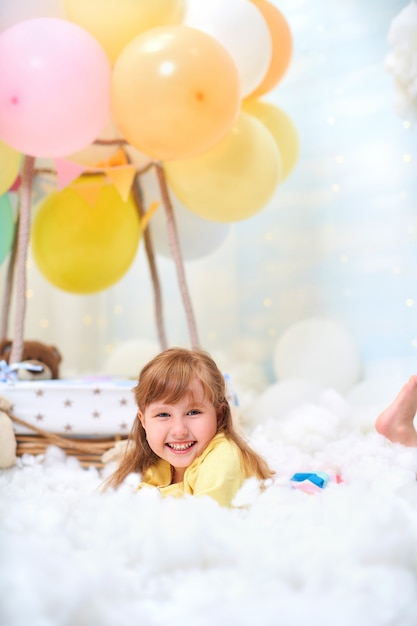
[105, 347, 274, 488]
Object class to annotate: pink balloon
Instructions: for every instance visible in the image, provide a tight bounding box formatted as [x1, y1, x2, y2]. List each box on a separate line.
[0, 18, 111, 158]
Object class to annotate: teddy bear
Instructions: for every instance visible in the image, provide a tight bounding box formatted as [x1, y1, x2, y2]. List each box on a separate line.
[0, 340, 62, 468]
[0, 395, 16, 468]
[0, 339, 62, 380]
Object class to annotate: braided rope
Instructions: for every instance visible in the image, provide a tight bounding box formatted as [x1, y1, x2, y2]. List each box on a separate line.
[0, 214, 19, 341]
[10, 156, 35, 364]
[155, 164, 200, 349]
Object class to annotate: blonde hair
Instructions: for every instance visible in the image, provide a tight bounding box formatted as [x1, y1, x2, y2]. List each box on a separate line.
[105, 347, 274, 488]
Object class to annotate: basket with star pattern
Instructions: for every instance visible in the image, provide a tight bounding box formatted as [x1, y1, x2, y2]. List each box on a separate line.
[11, 413, 128, 468]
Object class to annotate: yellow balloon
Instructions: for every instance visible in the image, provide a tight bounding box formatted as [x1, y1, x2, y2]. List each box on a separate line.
[64, 0, 184, 64]
[242, 99, 299, 180]
[31, 176, 141, 294]
[112, 25, 240, 161]
[164, 112, 281, 222]
[0, 140, 21, 195]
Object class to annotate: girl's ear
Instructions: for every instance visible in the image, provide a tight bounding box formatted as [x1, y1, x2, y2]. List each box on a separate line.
[138, 411, 145, 428]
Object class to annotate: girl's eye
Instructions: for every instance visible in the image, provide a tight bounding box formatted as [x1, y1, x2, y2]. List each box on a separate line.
[188, 409, 201, 416]
[156, 412, 170, 418]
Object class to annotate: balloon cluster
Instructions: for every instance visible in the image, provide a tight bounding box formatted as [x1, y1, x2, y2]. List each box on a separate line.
[0, 0, 299, 294]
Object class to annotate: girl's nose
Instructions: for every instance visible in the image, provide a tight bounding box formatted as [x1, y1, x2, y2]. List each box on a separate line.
[171, 416, 189, 438]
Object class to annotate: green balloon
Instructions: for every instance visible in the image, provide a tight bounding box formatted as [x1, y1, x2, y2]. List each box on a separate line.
[0, 193, 14, 265]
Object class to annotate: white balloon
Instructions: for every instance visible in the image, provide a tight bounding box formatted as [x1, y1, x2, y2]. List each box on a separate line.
[347, 375, 405, 408]
[274, 318, 361, 393]
[0, 0, 66, 32]
[150, 196, 230, 261]
[183, 0, 271, 98]
[102, 338, 160, 379]
[258, 379, 326, 420]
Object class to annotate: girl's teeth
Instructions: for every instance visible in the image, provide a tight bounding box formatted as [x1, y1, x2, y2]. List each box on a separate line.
[168, 442, 194, 451]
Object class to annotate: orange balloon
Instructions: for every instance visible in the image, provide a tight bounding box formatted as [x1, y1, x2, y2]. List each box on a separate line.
[111, 25, 241, 161]
[248, 1, 293, 98]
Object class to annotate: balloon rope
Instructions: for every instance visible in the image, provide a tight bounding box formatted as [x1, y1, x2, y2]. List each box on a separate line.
[34, 162, 154, 178]
[155, 164, 200, 349]
[131, 172, 168, 351]
[94, 138, 127, 146]
[9, 155, 35, 364]
[0, 214, 19, 341]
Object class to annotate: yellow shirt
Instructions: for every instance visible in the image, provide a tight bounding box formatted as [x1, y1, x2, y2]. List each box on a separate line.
[138, 433, 245, 507]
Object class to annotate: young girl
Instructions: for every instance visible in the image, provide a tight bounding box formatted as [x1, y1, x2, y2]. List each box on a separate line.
[105, 347, 274, 506]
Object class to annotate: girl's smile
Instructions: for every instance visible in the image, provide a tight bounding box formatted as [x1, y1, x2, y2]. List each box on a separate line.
[138, 377, 218, 482]
[166, 441, 196, 453]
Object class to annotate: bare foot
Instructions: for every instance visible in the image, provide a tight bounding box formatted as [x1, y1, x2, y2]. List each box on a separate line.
[375, 375, 417, 446]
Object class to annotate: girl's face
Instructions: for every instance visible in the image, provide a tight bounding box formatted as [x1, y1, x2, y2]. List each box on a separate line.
[138, 377, 218, 483]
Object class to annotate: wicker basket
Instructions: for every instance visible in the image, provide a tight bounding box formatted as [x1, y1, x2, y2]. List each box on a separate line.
[11, 413, 128, 468]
